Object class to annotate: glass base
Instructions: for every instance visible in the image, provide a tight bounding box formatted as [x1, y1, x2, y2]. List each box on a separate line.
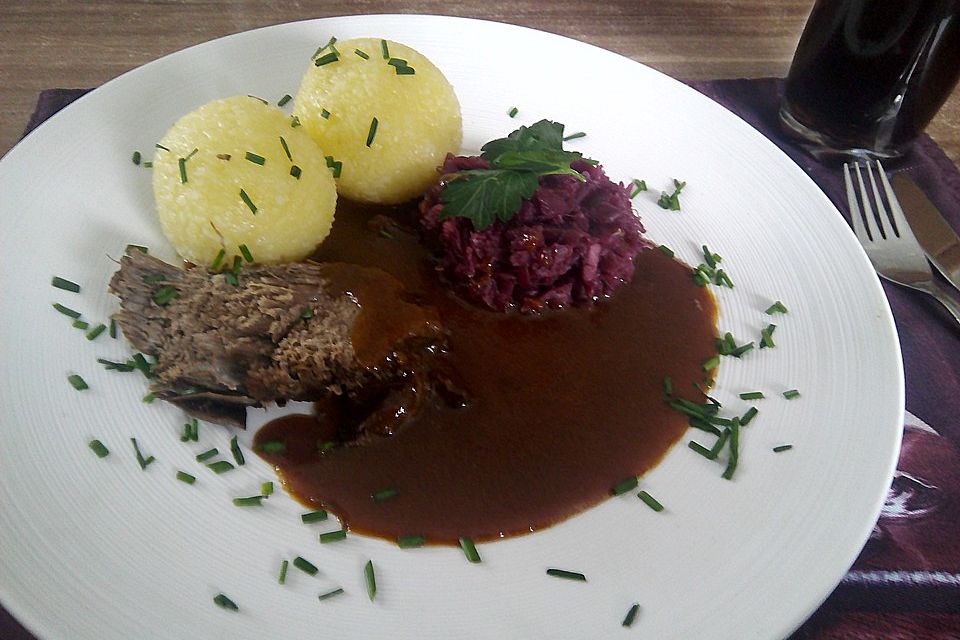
[778, 106, 906, 164]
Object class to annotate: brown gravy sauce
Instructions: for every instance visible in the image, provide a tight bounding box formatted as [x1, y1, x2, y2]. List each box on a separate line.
[254, 201, 718, 543]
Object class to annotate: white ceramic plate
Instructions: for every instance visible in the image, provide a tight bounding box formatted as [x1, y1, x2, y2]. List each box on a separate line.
[0, 15, 902, 640]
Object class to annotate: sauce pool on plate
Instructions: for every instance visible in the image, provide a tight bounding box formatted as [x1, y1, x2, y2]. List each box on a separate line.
[255, 201, 718, 543]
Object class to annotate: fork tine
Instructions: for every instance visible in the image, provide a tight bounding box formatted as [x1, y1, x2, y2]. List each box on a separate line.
[875, 161, 908, 239]
[854, 161, 882, 242]
[865, 160, 892, 240]
[843, 162, 870, 242]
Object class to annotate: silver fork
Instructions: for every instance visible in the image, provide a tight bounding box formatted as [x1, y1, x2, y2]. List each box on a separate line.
[844, 160, 960, 324]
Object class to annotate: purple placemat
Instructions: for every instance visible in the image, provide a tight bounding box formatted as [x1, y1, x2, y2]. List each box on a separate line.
[6, 82, 960, 639]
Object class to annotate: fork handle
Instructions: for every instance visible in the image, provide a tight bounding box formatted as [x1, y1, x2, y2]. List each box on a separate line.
[915, 280, 960, 326]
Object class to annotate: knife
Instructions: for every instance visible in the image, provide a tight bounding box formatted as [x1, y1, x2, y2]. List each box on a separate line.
[891, 173, 960, 292]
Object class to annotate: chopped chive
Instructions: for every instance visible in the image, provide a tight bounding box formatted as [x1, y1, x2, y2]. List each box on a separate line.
[68, 374, 88, 390]
[662, 376, 673, 395]
[637, 490, 664, 512]
[178, 157, 188, 183]
[244, 151, 266, 166]
[563, 131, 586, 141]
[290, 115, 302, 128]
[372, 487, 398, 502]
[176, 471, 196, 484]
[238, 244, 254, 264]
[783, 389, 801, 400]
[239, 188, 258, 214]
[126, 244, 149, 255]
[85, 324, 107, 340]
[387, 58, 415, 75]
[300, 307, 314, 319]
[258, 440, 286, 454]
[195, 448, 218, 462]
[152, 284, 178, 306]
[131, 437, 155, 470]
[155, 143, 170, 152]
[740, 406, 759, 426]
[301, 510, 328, 524]
[247, 94, 268, 104]
[142, 161, 153, 168]
[223, 270, 239, 287]
[611, 475, 639, 496]
[630, 179, 649, 198]
[656, 244, 673, 257]
[319, 529, 347, 544]
[365, 117, 378, 147]
[730, 341, 755, 358]
[397, 534, 425, 548]
[216, 153, 231, 161]
[52, 303, 81, 318]
[657, 178, 687, 211]
[207, 460, 235, 474]
[290, 165, 302, 179]
[72, 319, 89, 330]
[702, 245, 720, 269]
[546, 568, 587, 582]
[278, 137, 292, 162]
[314, 51, 339, 66]
[721, 418, 741, 480]
[294, 556, 318, 576]
[354, 48, 370, 59]
[88, 439, 109, 458]
[277, 93, 292, 107]
[380, 39, 389, 59]
[324, 155, 342, 178]
[773, 444, 794, 453]
[230, 435, 245, 466]
[318, 587, 345, 601]
[459, 537, 481, 563]
[142, 392, 156, 404]
[688, 440, 713, 458]
[364, 560, 376, 601]
[131, 353, 153, 378]
[51, 276, 80, 293]
[96, 358, 128, 373]
[318, 440, 336, 452]
[213, 594, 238, 611]
[508, 106, 519, 118]
[210, 248, 226, 272]
[109, 318, 117, 338]
[715, 269, 734, 288]
[760, 324, 777, 349]
[320, 108, 330, 120]
[132, 150, 141, 165]
[739, 391, 764, 400]
[261, 481, 274, 496]
[278, 559, 289, 584]
[702, 355, 720, 371]
[312, 36, 338, 59]
[232, 495, 265, 507]
[766, 300, 788, 315]
[185, 147, 198, 161]
[622, 603, 641, 628]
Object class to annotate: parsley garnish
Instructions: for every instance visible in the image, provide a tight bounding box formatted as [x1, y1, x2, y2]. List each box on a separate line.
[439, 120, 587, 230]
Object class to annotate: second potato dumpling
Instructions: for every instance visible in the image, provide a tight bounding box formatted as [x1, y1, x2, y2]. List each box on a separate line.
[293, 37, 462, 204]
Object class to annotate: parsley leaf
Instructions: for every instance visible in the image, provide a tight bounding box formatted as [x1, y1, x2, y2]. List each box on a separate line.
[439, 120, 587, 230]
[657, 179, 687, 211]
[439, 170, 540, 230]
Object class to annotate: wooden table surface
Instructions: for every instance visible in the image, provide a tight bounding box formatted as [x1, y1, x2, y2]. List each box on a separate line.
[1, 0, 958, 165]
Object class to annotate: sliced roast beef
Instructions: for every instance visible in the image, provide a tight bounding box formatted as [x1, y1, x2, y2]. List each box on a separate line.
[109, 250, 444, 427]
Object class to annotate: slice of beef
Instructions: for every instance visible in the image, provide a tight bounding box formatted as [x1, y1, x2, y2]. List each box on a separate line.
[109, 249, 444, 428]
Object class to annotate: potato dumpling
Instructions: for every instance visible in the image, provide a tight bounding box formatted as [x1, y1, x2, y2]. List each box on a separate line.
[153, 96, 337, 265]
[293, 37, 462, 204]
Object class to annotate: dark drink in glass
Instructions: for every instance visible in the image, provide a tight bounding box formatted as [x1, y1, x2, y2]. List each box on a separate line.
[780, 0, 960, 160]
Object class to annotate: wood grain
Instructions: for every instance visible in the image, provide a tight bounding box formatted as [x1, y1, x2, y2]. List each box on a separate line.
[1, 1, 957, 165]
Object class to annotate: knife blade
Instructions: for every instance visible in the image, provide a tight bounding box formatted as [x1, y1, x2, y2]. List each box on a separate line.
[891, 173, 960, 292]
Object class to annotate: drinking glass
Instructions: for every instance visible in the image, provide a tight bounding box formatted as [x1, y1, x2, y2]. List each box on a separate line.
[780, 0, 960, 161]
